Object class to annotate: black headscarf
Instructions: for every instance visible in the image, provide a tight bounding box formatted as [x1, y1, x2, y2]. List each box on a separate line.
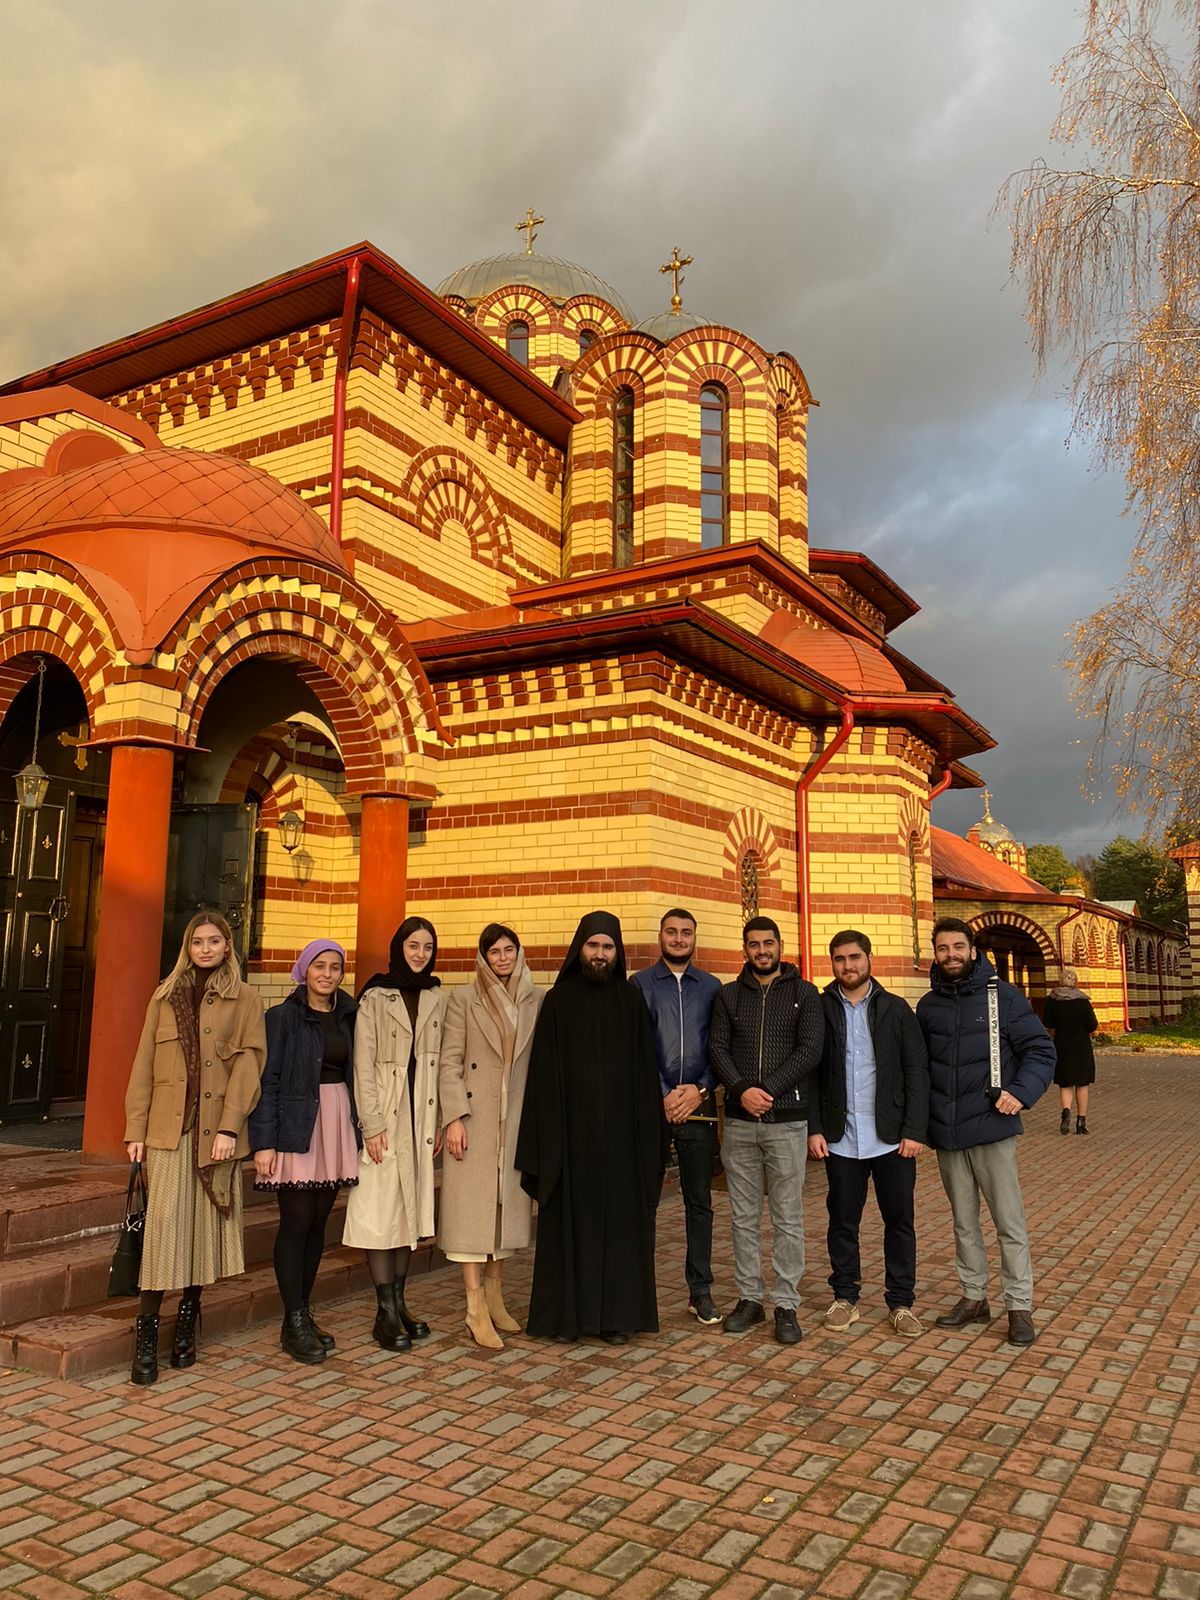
[554, 910, 626, 986]
[358, 915, 440, 996]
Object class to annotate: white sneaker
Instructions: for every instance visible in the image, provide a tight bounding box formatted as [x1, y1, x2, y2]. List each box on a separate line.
[824, 1299, 860, 1331]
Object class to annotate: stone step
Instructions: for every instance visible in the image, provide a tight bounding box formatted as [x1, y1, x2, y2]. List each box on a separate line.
[0, 1196, 349, 1324]
[0, 1238, 443, 1380]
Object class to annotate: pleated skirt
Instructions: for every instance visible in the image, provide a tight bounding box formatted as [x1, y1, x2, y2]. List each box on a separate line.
[141, 1136, 244, 1292]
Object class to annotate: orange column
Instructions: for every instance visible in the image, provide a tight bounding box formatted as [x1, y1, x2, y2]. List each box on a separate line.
[82, 744, 175, 1160]
[355, 794, 409, 985]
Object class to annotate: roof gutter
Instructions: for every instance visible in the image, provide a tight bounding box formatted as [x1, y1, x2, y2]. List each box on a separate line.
[330, 254, 363, 547]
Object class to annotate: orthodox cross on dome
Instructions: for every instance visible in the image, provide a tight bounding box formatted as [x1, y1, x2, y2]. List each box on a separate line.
[659, 245, 694, 312]
[515, 207, 545, 255]
[981, 788, 994, 823]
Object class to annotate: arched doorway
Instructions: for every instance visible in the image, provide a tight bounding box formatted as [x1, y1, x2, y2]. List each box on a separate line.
[973, 923, 1049, 1008]
[0, 657, 109, 1119]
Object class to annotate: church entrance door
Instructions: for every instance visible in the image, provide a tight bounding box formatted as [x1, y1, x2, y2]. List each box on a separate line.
[0, 783, 75, 1124]
[162, 803, 256, 973]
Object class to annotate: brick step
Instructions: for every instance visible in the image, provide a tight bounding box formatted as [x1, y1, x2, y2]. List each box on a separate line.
[0, 1195, 350, 1324]
[0, 1238, 443, 1380]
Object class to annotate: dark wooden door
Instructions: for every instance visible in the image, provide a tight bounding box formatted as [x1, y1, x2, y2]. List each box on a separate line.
[0, 788, 74, 1122]
[162, 804, 256, 972]
[54, 805, 105, 1105]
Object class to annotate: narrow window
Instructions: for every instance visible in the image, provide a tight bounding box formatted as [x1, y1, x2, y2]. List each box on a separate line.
[699, 383, 728, 548]
[506, 320, 529, 367]
[740, 848, 761, 923]
[613, 386, 635, 568]
[578, 328, 596, 355]
[908, 831, 921, 966]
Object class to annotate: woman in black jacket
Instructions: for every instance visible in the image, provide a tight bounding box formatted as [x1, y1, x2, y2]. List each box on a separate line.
[249, 939, 359, 1364]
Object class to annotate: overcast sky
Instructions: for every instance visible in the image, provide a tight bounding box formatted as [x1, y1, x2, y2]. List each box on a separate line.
[0, 1, 1142, 854]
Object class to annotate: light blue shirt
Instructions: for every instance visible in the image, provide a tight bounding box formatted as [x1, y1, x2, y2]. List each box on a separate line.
[828, 982, 898, 1161]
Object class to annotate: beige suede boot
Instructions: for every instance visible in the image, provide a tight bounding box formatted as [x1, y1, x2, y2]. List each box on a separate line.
[484, 1273, 521, 1334]
[465, 1285, 503, 1349]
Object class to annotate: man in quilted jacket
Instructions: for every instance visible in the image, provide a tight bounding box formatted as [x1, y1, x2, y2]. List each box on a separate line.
[916, 917, 1054, 1347]
[709, 917, 824, 1345]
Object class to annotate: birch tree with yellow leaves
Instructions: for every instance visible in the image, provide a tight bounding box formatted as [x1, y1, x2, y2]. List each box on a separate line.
[1002, 1, 1200, 830]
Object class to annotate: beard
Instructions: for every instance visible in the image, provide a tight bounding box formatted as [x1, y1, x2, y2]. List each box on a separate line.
[582, 958, 616, 984]
[937, 957, 975, 983]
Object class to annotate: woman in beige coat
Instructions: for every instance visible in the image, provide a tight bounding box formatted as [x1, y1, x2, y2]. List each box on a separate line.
[439, 922, 541, 1349]
[342, 916, 444, 1352]
[123, 910, 266, 1385]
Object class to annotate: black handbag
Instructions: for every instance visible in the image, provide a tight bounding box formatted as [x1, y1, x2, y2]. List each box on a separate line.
[107, 1162, 148, 1298]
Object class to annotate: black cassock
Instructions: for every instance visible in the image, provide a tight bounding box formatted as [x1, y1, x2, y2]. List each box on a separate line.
[516, 911, 668, 1338]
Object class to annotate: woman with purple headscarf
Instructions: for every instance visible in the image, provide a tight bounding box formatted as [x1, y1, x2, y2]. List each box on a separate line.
[249, 939, 359, 1364]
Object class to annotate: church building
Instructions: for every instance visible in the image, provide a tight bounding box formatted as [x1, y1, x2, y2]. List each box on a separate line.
[0, 223, 997, 1156]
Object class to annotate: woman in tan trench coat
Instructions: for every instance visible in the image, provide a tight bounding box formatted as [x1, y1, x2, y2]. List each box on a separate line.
[439, 922, 541, 1349]
[342, 916, 444, 1352]
[124, 910, 266, 1386]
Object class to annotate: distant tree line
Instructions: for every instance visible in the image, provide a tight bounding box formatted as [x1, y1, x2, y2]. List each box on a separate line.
[1025, 838, 1186, 927]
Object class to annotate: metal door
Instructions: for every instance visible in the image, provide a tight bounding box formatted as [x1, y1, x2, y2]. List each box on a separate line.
[162, 803, 256, 972]
[0, 789, 75, 1122]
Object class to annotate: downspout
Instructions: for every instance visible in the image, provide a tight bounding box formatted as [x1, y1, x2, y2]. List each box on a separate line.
[1155, 937, 1166, 1021]
[795, 705, 854, 980]
[330, 254, 363, 547]
[1118, 931, 1131, 1033]
[928, 763, 953, 803]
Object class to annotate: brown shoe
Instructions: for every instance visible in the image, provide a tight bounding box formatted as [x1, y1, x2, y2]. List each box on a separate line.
[1006, 1310, 1036, 1346]
[935, 1296, 991, 1328]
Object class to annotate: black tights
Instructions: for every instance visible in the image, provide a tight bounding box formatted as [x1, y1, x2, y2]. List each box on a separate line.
[139, 1285, 199, 1317]
[274, 1187, 340, 1314]
[366, 1246, 412, 1289]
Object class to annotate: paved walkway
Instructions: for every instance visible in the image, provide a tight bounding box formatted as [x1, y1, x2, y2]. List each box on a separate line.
[0, 1055, 1197, 1600]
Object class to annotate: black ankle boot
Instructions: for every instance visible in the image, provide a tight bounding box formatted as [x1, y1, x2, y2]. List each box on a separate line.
[395, 1276, 430, 1340]
[303, 1304, 335, 1351]
[281, 1308, 326, 1364]
[1059, 1108, 1071, 1135]
[131, 1314, 159, 1385]
[372, 1283, 411, 1352]
[170, 1291, 201, 1369]
[1076, 1116, 1089, 1135]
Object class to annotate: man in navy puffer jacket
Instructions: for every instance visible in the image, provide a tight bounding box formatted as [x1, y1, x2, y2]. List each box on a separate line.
[916, 917, 1054, 1347]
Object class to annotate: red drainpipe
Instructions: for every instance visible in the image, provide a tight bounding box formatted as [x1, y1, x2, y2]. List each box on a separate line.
[795, 706, 854, 980]
[1118, 931, 1131, 1032]
[330, 254, 363, 546]
[928, 763, 953, 802]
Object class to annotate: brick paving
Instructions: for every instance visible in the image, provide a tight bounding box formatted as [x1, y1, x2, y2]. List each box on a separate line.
[0, 1052, 1196, 1600]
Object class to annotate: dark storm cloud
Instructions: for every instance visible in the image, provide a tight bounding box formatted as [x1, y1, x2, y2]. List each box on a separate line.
[0, 0, 1133, 850]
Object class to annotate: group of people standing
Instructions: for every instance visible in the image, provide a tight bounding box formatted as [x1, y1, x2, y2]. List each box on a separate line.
[122, 901, 1066, 1385]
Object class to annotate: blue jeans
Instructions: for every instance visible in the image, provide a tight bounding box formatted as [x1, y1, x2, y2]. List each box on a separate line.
[721, 1119, 806, 1310]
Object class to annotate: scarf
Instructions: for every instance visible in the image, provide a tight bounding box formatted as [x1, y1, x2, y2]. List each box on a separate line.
[169, 972, 237, 1217]
[359, 916, 441, 996]
[475, 945, 535, 1178]
[1051, 967, 1087, 1002]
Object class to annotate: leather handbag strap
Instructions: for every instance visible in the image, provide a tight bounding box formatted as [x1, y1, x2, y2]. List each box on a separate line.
[987, 979, 1002, 1092]
[125, 1161, 148, 1214]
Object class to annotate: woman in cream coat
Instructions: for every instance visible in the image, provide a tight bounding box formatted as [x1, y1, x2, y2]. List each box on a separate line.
[342, 916, 444, 1352]
[439, 923, 541, 1349]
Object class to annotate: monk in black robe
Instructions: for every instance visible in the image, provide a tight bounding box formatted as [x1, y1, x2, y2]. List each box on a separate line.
[516, 911, 668, 1343]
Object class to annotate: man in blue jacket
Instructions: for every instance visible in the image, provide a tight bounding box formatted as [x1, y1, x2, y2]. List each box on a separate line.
[917, 917, 1055, 1347]
[631, 908, 723, 1325]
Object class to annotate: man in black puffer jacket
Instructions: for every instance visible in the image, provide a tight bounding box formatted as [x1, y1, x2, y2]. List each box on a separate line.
[709, 917, 824, 1346]
[917, 917, 1054, 1348]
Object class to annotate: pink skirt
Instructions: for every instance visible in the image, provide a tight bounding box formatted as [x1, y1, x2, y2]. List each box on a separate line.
[256, 1081, 359, 1190]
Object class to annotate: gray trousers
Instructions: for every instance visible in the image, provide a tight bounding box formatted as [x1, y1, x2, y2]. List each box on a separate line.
[936, 1137, 1033, 1310]
[721, 1118, 806, 1310]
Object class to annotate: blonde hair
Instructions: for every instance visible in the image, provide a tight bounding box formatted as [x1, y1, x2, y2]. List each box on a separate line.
[155, 909, 243, 1000]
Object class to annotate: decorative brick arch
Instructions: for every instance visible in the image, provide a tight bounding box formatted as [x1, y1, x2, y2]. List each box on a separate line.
[897, 796, 930, 852]
[1072, 927, 1088, 964]
[723, 808, 782, 883]
[560, 294, 628, 337]
[474, 285, 557, 338]
[572, 338, 664, 405]
[400, 447, 512, 566]
[166, 562, 446, 794]
[768, 351, 815, 414]
[968, 911, 1057, 963]
[0, 554, 120, 729]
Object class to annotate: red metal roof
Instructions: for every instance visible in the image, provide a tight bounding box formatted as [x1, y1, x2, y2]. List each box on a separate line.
[930, 826, 1051, 897]
[0, 243, 580, 450]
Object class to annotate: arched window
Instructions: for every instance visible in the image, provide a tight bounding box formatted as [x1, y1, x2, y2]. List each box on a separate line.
[506, 320, 529, 367]
[907, 831, 921, 966]
[740, 848, 762, 923]
[700, 383, 728, 548]
[613, 386, 635, 568]
[578, 328, 596, 355]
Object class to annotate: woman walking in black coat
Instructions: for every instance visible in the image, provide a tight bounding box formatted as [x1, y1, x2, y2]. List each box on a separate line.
[249, 939, 360, 1363]
[1043, 968, 1099, 1135]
